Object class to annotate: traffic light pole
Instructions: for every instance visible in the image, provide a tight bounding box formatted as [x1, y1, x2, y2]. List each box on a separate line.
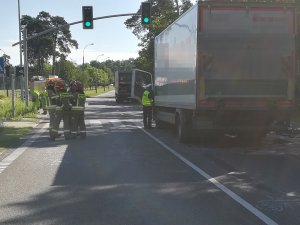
[12, 13, 139, 47]
[23, 27, 29, 107]
[11, 74, 15, 118]
[11, 12, 142, 109]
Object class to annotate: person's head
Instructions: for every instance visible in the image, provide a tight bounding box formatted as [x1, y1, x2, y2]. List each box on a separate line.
[144, 84, 152, 91]
[55, 80, 67, 93]
[46, 79, 55, 91]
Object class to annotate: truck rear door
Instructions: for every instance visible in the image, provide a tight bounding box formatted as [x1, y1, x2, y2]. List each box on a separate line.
[198, 3, 296, 101]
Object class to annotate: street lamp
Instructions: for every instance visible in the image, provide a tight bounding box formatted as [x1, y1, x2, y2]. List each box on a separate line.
[0, 49, 6, 90]
[96, 54, 104, 61]
[82, 43, 94, 68]
[100, 57, 110, 62]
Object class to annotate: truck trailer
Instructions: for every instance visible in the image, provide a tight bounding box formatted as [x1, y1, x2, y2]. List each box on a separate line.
[154, 0, 297, 142]
[115, 69, 152, 103]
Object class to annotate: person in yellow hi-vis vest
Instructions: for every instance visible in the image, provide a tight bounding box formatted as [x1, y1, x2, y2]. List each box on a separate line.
[142, 84, 154, 129]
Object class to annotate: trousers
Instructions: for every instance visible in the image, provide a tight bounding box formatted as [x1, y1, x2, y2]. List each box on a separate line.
[52, 108, 71, 140]
[143, 106, 153, 128]
[70, 109, 86, 138]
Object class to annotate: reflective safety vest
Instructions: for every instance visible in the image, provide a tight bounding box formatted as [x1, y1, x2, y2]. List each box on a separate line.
[40, 91, 48, 109]
[59, 92, 72, 110]
[46, 90, 58, 110]
[142, 90, 153, 106]
[70, 93, 86, 111]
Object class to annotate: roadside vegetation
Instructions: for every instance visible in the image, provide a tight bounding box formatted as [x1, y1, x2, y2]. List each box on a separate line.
[84, 85, 114, 98]
[0, 94, 37, 121]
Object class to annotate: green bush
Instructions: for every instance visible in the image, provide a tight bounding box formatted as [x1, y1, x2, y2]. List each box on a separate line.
[0, 98, 37, 120]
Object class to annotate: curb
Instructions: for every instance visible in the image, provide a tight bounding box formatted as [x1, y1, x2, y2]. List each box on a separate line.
[0, 115, 48, 162]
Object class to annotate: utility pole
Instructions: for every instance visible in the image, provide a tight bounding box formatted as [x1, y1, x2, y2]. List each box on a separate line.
[23, 27, 29, 107]
[18, 0, 24, 101]
[11, 73, 15, 117]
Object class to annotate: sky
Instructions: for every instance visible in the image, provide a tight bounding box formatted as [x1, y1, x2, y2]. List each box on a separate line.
[1, 0, 192, 66]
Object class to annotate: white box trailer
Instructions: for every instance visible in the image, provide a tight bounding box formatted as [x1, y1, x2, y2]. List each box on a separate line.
[154, 0, 297, 142]
[115, 69, 152, 103]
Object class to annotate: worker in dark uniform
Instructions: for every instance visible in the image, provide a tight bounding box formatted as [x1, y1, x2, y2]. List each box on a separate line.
[142, 84, 154, 128]
[52, 80, 72, 140]
[45, 79, 59, 140]
[69, 80, 86, 139]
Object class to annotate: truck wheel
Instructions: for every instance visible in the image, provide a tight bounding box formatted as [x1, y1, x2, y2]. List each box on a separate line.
[156, 119, 166, 129]
[175, 111, 191, 143]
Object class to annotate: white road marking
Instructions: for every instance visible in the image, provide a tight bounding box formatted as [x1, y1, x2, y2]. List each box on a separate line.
[110, 119, 124, 128]
[0, 123, 48, 174]
[139, 127, 278, 225]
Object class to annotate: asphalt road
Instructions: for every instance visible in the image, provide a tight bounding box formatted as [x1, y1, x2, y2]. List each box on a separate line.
[0, 90, 300, 225]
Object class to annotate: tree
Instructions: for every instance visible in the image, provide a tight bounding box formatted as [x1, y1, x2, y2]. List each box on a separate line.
[125, 0, 193, 73]
[21, 11, 78, 77]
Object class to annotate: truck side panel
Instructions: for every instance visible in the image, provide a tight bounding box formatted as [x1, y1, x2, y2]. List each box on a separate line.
[155, 5, 198, 109]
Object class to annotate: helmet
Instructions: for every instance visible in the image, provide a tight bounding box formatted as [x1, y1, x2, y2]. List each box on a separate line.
[46, 79, 55, 88]
[69, 80, 83, 93]
[55, 79, 66, 92]
[75, 81, 83, 93]
[69, 80, 76, 92]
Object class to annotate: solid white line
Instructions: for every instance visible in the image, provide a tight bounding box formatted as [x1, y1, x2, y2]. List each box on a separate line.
[139, 127, 278, 225]
[0, 123, 48, 174]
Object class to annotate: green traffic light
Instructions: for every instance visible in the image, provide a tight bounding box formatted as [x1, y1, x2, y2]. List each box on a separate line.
[85, 21, 91, 27]
[143, 17, 149, 23]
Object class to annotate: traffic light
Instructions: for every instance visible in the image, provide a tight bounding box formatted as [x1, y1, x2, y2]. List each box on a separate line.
[15, 66, 24, 77]
[82, 6, 94, 29]
[141, 2, 151, 25]
[5, 65, 10, 77]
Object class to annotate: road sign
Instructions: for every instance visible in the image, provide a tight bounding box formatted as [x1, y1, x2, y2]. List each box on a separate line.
[0, 57, 4, 74]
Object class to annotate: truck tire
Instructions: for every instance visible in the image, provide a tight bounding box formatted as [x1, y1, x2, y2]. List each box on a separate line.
[175, 110, 191, 143]
[116, 97, 121, 103]
[155, 119, 167, 129]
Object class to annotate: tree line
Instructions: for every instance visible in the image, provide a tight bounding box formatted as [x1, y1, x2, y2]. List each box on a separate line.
[4, 0, 299, 88]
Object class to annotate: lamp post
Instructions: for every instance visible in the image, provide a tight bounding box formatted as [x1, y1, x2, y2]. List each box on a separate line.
[82, 43, 94, 69]
[103, 57, 110, 62]
[96, 54, 104, 61]
[0, 48, 6, 90]
[18, 0, 25, 101]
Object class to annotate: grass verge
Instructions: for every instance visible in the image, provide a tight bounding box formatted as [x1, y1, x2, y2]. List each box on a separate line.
[0, 95, 37, 121]
[0, 127, 32, 153]
[84, 86, 114, 98]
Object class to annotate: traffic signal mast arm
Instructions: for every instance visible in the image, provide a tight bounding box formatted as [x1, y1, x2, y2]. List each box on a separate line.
[12, 13, 139, 47]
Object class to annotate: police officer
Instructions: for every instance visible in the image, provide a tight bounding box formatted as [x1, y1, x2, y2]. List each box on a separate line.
[142, 84, 154, 128]
[69, 81, 86, 139]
